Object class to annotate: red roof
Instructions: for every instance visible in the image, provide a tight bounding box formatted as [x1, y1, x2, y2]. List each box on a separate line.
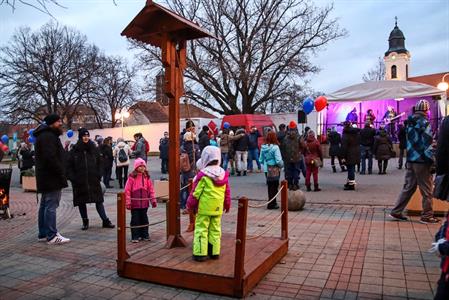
[408, 72, 449, 98]
[129, 101, 216, 123]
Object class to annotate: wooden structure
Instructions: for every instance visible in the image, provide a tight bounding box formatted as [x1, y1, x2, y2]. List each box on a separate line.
[406, 190, 449, 216]
[116, 181, 289, 297]
[119, 1, 289, 297]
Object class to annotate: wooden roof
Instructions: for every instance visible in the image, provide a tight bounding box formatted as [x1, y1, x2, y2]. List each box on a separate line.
[121, 1, 215, 47]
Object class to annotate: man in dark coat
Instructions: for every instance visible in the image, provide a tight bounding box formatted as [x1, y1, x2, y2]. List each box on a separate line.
[397, 121, 407, 169]
[66, 128, 114, 230]
[100, 137, 114, 188]
[34, 114, 70, 244]
[159, 131, 169, 174]
[327, 127, 345, 173]
[359, 122, 376, 175]
[198, 125, 210, 152]
[276, 124, 287, 145]
[234, 128, 249, 176]
[281, 121, 305, 190]
[341, 122, 360, 190]
[247, 126, 261, 172]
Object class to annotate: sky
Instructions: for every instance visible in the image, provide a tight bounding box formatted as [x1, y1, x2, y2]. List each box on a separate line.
[1, 0, 448, 95]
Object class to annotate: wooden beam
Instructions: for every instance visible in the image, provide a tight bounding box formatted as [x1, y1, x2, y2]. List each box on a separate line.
[281, 180, 288, 240]
[117, 192, 129, 275]
[234, 197, 248, 296]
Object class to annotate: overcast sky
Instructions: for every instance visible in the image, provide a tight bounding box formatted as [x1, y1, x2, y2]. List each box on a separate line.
[1, 0, 448, 95]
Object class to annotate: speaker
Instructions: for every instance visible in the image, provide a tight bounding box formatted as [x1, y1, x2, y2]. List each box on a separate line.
[298, 110, 307, 124]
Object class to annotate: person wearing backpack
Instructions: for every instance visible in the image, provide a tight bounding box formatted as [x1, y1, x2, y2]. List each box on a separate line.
[113, 138, 132, 189]
[180, 131, 199, 214]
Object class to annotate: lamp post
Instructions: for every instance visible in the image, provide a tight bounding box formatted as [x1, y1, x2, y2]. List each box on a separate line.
[115, 109, 130, 138]
[437, 73, 449, 92]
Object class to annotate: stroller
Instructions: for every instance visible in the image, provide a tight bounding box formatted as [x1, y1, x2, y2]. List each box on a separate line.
[0, 168, 12, 219]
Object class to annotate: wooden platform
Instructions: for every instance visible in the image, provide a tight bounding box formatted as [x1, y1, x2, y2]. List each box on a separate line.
[119, 233, 288, 297]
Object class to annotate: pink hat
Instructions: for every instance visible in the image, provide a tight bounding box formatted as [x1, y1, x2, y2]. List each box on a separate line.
[134, 158, 146, 170]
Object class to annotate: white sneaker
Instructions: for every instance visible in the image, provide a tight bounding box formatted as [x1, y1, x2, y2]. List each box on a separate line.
[47, 233, 70, 245]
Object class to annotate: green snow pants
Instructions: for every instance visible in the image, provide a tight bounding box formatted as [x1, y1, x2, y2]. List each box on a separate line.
[193, 214, 222, 256]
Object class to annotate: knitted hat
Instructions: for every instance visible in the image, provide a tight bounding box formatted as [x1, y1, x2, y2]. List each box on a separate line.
[289, 121, 297, 129]
[133, 158, 146, 170]
[415, 99, 430, 112]
[78, 128, 90, 139]
[198, 145, 221, 169]
[44, 114, 61, 126]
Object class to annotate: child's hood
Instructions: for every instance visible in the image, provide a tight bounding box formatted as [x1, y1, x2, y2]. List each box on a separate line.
[133, 158, 146, 170]
[201, 166, 229, 186]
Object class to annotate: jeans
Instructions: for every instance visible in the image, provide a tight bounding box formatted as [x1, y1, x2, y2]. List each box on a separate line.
[130, 208, 149, 240]
[247, 148, 261, 171]
[38, 190, 62, 240]
[221, 153, 229, 171]
[235, 151, 248, 172]
[391, 163, 433, 218]
[78, 202, 108, 221]
[180, 173, 192, 209]
[103, 164, 112, 187]
[160, 159, 168, 174]
[398, 148, 405, 168]
[305, 165, 319, 186]
[360, 145, 373, 173]
[347, 164, 356, 181]
[267, 180, 279, 209]
[299, 158, 306, 177]
[116, 165, 129, 189]
[285, 162, 300, 187]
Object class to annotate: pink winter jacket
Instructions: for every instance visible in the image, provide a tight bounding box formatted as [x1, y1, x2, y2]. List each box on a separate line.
[124, 158, 156, 210]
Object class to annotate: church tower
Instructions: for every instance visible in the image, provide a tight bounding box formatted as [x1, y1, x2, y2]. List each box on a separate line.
[384, 17, 410, 80]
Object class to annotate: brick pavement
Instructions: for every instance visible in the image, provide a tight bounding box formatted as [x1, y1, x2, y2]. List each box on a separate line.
[0, 167, 444, 299]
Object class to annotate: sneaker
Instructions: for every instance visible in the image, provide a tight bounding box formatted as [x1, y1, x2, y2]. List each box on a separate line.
[389, 213, 408, 221]
[131, 239, 139, 243]
[47, 233, 70, 245]
[419, 217, 440, 224]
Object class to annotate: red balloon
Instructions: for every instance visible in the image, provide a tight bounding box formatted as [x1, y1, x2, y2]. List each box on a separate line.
[2, 145, 8, 152]
[314, 96, 328, 112]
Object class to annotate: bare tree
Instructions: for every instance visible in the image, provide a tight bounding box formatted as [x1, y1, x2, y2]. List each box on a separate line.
[362, 57, 385, 82]
[0, 0, 64, 16]
[0, 22, 101, 127]
[86, 56, 138, 128]
[132, 0, 345, 115]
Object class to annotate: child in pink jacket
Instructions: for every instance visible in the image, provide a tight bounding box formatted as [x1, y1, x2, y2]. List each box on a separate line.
[124, 158, 157, 242]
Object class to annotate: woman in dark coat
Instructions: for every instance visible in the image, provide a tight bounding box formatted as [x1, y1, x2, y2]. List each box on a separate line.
[66, 128, 114, 230]
[327, 127, 345, 173]
[19, 143, 34, 184]
[373, 129, 392, 175]
[341, 122, 360, 190]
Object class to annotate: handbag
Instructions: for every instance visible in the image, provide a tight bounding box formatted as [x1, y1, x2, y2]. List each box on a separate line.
[433, 174, 449, 201]
[312, 157, 323, 167]
[267, 165, 280, 181]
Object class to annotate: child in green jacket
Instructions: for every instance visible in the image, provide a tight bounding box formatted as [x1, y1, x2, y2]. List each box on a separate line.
[186, 146, 231, 261]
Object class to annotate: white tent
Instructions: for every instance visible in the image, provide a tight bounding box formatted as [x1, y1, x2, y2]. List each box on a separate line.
[326, 80, 446, 103]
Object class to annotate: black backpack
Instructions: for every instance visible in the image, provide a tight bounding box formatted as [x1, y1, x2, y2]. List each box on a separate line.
[118, 148, 128, 163]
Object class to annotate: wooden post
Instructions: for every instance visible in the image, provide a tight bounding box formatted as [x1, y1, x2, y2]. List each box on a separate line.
[281, 180, 288, 240]
[165, 38, 187, 249]
[117, 192, 129, 274]
[234, 197, 248, 296]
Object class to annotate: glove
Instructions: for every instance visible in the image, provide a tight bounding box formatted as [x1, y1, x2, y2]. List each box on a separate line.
[429, 238, 446, 256]
[126, 204, 131, 210]
[151, 201, 157, 208]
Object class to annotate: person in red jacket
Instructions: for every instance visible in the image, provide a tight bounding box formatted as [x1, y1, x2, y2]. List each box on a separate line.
[304, 130, 323, 192]
[124, 158, 157, 242]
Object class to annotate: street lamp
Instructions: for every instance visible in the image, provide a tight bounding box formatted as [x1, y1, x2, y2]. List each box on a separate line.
[437, 73, 449, 91]
[115, 109, 130, 138]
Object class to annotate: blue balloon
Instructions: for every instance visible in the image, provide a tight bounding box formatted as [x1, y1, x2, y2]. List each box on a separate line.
[303, 97, 315, 114]
[67, 130, 74, 138]
[28, 129, 35, 137]
[223, 122, 230, 129]
[1, 135, 8, 144]
[28, 136, 36, 144]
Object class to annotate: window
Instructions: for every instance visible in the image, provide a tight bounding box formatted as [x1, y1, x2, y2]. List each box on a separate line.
[391, 65, 397, 79]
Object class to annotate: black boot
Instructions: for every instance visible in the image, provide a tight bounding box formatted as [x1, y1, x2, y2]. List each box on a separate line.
[306, 185, 312, 192]
[314, 184, 321, 192]
[193, 255, 208, 262]
[208, 243, 219, 259]
[237, 171, 241, 176]
[243, 171, 247, 176]
[341, 166, 347, 172]
[383, 161, 388, 174]
[332, 166, 337, 173]
[102, 219, 115, 228]
[344, 183, 355, 190]
[82, 218, 89, 230]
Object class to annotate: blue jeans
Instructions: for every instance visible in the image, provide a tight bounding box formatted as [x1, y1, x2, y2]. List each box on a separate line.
[360, 145, 373, 173]
[347, 164, 356, 181]
[38, 190, 62, 240]
[285, 162, 300, 187]
[247, 148, 261, 171]
[180, 172, 193, 209]
[221, 153, 229, 171]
